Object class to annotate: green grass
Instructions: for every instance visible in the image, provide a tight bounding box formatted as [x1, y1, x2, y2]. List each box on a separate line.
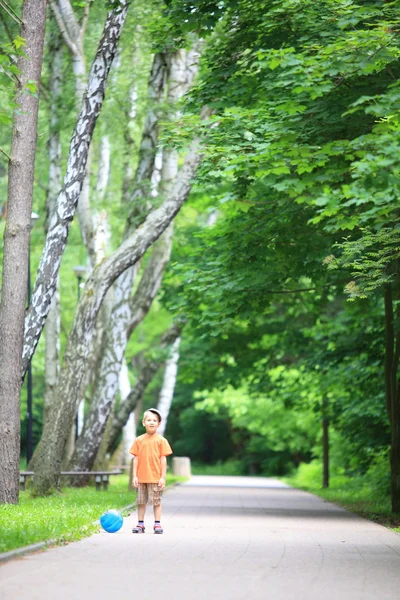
[191, 460, 244, 476]
[0, 474, 184, 554]
[284, 460, 400, 533]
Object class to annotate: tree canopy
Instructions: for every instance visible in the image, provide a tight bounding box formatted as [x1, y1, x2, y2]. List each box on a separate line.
[1, 0, 400, 510]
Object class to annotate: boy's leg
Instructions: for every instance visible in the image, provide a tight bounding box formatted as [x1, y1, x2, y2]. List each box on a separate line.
[138, 504, 146, 521]
[153, 503, 161, 522]
[132, 484, 147, 533]
[132, 504, 146, 533]
[153, 487, 163, 534]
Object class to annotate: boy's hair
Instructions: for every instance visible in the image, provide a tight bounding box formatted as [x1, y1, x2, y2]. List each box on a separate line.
[143, 408, 162, 423]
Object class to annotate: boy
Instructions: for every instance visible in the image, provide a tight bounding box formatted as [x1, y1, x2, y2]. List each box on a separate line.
[129, 408, 173, 534]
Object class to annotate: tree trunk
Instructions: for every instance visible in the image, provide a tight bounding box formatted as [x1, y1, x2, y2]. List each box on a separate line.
[114, 360, 133, 467]
[322, 395, 329, 489]
[107, 324, 182, 454]
[126, 52, 167, 225]
[52, 0, 96, 263]
[95, 136, 111, 201]
[101, 359, 134, 472]
[65, 52, 169, 474]
[68, 225, 173, 474]
[0, 0, 47, 505]
[22, 0, 129, 376]
[30, 139, 205, 494]
[157, 337, 181, 436]
[43, 27, 63, 430]
[67, 49, 200, 476]
[384, 282, 400, 512]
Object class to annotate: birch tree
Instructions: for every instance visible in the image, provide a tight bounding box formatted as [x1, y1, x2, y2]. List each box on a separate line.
[67, 48, 199, 474]
[43, 27, 63, 429]
[65, 51, 169, 473]
[106, 322, 183, 453]
[50, 0, 99, 265]
[157, 336, 181, 436]
[69, 224, 174, 475]
[0, 0, 47, 505]
[30, 130, 207, 495]
[21, 0, 129, 377]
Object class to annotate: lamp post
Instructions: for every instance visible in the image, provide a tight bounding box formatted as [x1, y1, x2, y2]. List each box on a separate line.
[73, 265, 87, 439]
[73, 265, 87, 298]
[26, 211, 40, 464]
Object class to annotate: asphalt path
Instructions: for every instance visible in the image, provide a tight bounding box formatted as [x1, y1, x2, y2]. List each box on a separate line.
[1, 475, 400, 599]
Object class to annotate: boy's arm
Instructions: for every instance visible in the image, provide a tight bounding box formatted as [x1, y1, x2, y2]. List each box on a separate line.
[158, 456, 167, 489]
[133, 456, 139, 488]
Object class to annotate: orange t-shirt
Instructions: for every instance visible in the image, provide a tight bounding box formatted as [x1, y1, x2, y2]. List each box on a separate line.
[129, 433, 173, 483]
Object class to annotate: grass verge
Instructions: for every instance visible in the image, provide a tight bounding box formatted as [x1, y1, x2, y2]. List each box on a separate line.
[284, 460, 400, 533]
[0, 474, 184, 554]
[191, 460, 244, 476]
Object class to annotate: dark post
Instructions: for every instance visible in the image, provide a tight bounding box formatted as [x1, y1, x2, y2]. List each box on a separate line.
[322, 395, 329, 488]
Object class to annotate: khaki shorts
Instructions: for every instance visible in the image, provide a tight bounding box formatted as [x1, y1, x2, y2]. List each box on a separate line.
[136, 483, 162, 506]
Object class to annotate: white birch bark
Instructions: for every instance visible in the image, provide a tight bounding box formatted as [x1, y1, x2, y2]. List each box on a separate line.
[95, 136, 111, 202]
[106, 323, 183, 453]
[31, 133, 206, 494]
[51, 0, 96, 264]
[121, 64, 139, 203]
[0, 0, 47, 504]
[69, 224, 173, 471]
[69, 48, 200, 472]
[120, 360, 135, 465]
[66, 52, 168, 472]
[43, 30, 63, 428]
[52, 0, 123, 458]
[157, 337, 181, 436]
[125, 52, 167, 224]
[68, 48, 195, 472]
[22, 0, 129, 376]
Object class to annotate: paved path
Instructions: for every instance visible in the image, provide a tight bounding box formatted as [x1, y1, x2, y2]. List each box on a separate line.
[1, 476, 400, 600]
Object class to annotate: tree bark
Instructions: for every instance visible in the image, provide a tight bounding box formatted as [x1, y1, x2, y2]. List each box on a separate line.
[67, 48, 196, 474]
[322, 395, 329, 489]
[68, 226, 174, 474]
[157, 336, 181, 436]
[65, 52, 169, 473]
[43, 27, 63, 430]
[126, 52, 167, 226]
[95, 136, 111, 202]
[107, 324, 182, 454]
[384, 282, 400, 512]
[21, 0, 129, 376]
[30, 136, 205, 494]
[51, 0, 96, 262]
[119, 360, 134, 465]
[0, 0, 47, 504]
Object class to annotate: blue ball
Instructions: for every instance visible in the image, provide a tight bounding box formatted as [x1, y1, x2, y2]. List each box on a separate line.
[100, 509, 124, 533]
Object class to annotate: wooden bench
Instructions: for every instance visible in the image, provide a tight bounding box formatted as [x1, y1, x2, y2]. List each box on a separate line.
[19, 470, 123, 491]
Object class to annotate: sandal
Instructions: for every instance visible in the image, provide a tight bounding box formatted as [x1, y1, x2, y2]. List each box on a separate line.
[132, 524, 145, 533]
[154, 524, 163, 534]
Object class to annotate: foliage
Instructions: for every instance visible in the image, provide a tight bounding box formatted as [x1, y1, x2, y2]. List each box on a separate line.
[164, 0, 398, 484]
[191, 460, 244, 476]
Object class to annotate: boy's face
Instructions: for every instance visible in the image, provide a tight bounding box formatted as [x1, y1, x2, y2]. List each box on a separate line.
[142, 412, 160, 435]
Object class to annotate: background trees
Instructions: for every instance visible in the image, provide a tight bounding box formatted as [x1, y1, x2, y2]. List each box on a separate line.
[159, 0, 399, 507]
[0, 0, 399, 511]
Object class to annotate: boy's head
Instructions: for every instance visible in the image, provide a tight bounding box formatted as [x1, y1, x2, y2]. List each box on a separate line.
[143, 408, 162, 423]
[142, 408, 162, 435]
